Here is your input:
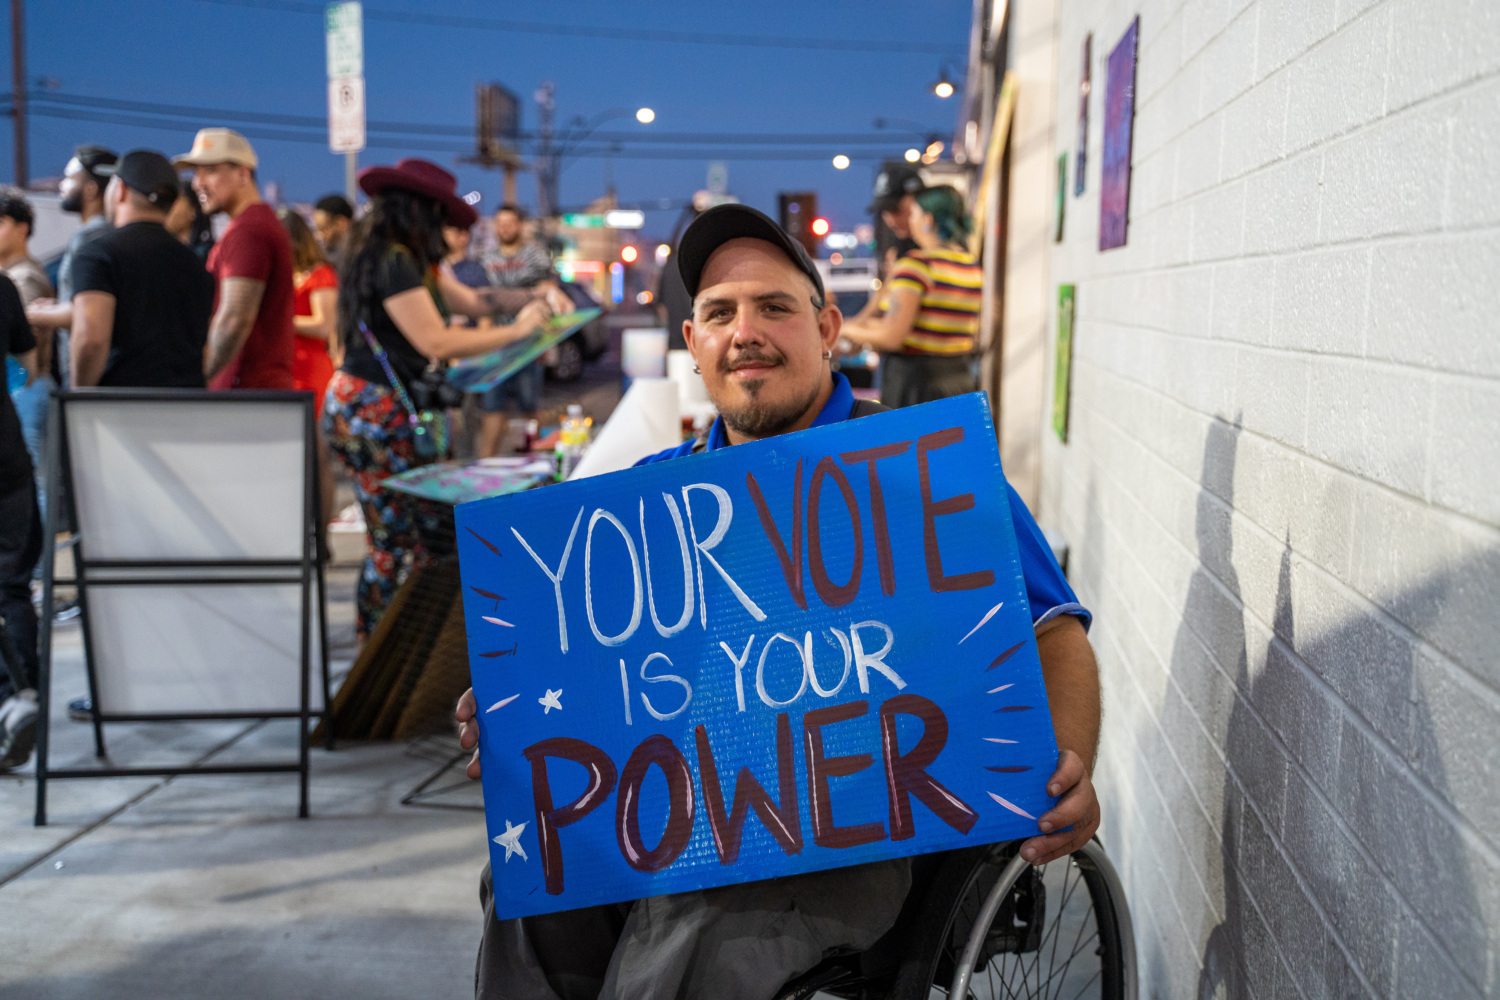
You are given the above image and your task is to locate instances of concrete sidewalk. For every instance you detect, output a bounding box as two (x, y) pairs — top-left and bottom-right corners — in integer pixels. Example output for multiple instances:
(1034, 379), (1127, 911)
(0, 561), (491, 999)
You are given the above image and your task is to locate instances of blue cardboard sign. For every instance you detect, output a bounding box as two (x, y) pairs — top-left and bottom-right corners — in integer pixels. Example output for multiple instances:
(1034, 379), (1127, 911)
(456, 393), (1059, 919)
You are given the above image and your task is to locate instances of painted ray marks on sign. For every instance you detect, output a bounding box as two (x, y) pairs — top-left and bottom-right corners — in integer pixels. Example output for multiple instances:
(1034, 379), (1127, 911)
(458, 393), (1060, 920)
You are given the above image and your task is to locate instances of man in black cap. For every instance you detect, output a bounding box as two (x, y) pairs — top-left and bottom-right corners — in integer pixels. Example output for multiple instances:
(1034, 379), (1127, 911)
(869, 161), (926, 257)
(25, 146), (117, 389)
(68, 150), (215, 388)
(457, 204), (1102, 1000)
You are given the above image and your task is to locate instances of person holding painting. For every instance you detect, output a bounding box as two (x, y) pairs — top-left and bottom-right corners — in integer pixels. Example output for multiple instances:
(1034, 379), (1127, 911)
(324, 158), (561, 639)
(454, 204), (1100, 1000)
(841, 184), (983, 408)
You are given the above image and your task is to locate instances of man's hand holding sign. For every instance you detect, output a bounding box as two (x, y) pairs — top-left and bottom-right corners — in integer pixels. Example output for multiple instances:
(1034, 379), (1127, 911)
(456, 204), (1099, 1000)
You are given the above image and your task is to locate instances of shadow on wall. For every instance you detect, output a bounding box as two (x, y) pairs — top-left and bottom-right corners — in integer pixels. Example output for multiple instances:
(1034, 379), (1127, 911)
(1137, 418), (1492, 999)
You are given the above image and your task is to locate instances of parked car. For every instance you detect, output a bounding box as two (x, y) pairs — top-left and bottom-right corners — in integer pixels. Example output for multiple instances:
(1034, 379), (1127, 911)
(544, 280), (610, 382)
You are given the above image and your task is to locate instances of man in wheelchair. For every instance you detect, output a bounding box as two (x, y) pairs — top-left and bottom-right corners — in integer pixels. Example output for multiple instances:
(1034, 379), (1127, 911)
(455, 204), (1101, 1000)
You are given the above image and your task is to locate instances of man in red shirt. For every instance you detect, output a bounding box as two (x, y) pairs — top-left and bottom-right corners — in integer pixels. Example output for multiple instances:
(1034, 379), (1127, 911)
(175, 128), (295, 389)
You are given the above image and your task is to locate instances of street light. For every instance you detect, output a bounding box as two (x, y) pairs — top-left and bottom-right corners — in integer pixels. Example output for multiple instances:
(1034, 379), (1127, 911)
(904, 148), (921, 163)
(832, 154), (850, 170)
(537, 104), (658, 214)
(930, 61), (960, 98)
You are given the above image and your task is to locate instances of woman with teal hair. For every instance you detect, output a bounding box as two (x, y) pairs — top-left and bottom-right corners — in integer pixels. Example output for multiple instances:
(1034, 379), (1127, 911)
(843, 184), (984, 407)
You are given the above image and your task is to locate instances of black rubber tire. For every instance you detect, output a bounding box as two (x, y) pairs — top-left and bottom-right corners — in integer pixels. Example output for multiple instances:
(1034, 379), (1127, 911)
(891, 841), (1128, 999)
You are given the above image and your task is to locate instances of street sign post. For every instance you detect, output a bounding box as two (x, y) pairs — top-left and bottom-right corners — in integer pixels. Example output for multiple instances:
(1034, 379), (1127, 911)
(325, 1), (364, 201)
(328, 76), (366, 154)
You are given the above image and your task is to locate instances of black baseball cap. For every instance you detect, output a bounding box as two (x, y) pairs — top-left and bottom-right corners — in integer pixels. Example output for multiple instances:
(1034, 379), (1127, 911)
(99, 149), (182, 209)
(70, 145), (118, 182)
(868, 162), (925, 213)
(676, 203), (825, 303)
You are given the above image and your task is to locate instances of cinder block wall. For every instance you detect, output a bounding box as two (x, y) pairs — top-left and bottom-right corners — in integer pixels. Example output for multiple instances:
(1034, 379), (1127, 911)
(1029, 0), (1500, 995)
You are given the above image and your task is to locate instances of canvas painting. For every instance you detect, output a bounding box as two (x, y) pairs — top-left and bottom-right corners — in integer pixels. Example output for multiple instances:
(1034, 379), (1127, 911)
(1055, 153), (1067, 242)
(1053, 285), (1076, 442)
(1074, 34), (1091, 197)
(1099, 18), (1139, 251)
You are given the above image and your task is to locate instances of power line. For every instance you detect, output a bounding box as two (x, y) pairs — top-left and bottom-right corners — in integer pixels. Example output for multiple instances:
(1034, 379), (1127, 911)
(25, 92), (942, 147)
(25, 105), (898, 161)
(190, 0), (967, 55)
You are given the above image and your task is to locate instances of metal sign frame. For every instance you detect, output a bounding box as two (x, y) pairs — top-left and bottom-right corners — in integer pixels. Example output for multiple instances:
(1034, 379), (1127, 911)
(32, 390), (333, 826)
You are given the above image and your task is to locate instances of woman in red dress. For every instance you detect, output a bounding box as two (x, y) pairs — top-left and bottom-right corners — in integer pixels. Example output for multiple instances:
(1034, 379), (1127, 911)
(279, 208), (340, 409)
(279, 208), (340, 532)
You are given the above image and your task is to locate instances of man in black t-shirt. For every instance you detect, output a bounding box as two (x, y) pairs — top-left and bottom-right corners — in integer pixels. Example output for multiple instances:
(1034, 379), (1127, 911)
(69, 150), (215, 388)
(0, 273), (42, 769)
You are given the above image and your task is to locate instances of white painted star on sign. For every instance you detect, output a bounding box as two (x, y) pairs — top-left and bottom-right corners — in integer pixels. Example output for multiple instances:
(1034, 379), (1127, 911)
(493, 820), (529, 862)
(539, 688), (563, 714)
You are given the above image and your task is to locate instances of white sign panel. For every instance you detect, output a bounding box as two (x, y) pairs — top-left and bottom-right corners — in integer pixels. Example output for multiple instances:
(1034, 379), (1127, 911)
(328, 75), (366, 153)
(325, 1), (362, 77)
(64, 395), (324, 715)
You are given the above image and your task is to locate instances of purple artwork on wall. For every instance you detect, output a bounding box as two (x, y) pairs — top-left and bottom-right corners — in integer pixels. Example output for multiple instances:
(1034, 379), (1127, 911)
(1099, 17), (1139, 251)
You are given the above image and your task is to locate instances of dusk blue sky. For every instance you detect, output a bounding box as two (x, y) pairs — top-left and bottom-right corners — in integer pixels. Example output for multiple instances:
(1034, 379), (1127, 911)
(2, 0), (971, 242)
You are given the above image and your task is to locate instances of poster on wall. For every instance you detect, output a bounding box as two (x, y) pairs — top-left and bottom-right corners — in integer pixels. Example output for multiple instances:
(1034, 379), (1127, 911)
(1074, 34), (1091, 196)
(1099, 18), (1139, 250)
(1054, 153), (1067, 242)
(457, 393), (1063, 919)
(1053, 285), (1076, 442)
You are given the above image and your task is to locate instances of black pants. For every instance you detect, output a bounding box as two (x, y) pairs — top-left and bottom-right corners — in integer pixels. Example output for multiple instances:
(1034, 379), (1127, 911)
(0, 469), (42, 698)
(879, 353), (978, 409)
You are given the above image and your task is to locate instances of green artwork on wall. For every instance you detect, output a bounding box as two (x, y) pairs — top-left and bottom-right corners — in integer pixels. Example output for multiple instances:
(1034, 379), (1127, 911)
(1055, 153), (1067, 242)
(1053, 284), (1076, 442)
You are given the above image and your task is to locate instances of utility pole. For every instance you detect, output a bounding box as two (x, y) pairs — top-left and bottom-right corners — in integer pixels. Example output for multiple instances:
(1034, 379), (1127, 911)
(460, 83), (524, 207)
(534, 81), (556, 217)
(10, 0), (26, 187)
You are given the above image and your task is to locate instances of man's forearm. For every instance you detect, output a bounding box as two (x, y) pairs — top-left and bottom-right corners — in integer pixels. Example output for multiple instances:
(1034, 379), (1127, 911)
(1035, 616), (1101, 771)
(204, 311), (255, 379)
(26, 301), (73, 329)
(71, 334), (108, 387)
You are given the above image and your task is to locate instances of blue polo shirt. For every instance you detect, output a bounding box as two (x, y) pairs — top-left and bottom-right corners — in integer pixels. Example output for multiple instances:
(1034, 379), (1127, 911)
(635, 373), (1090, 630)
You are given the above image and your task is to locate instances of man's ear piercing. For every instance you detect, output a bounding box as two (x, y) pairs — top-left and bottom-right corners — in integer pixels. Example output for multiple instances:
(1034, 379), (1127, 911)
(822, 349), (833, 361)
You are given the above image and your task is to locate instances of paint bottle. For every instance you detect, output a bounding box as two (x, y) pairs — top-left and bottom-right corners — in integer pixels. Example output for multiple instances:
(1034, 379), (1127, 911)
(556, 404), (589, 480)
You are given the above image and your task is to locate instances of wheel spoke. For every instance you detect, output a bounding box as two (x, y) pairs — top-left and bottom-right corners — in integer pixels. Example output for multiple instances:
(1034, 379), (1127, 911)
(1049, 868), (1095, 999)
(1065, 968), (1102, 1000)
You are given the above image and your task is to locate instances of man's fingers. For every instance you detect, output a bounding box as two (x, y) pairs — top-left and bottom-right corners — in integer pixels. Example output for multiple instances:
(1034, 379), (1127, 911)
(459, 719), (479, 750)
(1045, 749), (1086, 797)
(456, 688), (476, 722)
(1020, 820), (1095, 865)
(466, 748), (482, 781)
(1037, 778), (1093, 833)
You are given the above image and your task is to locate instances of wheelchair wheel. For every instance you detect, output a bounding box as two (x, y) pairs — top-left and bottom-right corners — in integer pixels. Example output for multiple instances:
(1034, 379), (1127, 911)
(894, 839), (1135, 999)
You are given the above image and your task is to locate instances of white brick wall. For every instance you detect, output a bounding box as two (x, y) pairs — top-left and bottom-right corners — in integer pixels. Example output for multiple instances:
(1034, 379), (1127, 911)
(1019, 0), (1500, 994)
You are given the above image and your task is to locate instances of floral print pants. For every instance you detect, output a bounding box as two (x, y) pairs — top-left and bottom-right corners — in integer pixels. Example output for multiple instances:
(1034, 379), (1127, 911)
(323, 370), (445, 639)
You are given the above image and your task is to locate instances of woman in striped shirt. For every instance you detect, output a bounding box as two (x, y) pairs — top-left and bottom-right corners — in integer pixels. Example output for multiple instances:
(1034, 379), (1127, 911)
(842, 184), (983, 407)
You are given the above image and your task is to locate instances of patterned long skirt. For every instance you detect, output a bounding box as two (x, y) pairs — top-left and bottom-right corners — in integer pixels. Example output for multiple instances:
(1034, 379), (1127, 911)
(322, 370), (446, 639)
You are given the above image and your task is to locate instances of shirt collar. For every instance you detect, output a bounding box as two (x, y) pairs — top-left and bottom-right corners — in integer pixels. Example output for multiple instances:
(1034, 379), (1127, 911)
(703, 371), (854, 452)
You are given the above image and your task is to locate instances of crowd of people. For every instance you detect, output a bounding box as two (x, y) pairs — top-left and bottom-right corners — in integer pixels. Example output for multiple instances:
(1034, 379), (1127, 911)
(0, 131), (571, 769)
(0, 128), (991, 777)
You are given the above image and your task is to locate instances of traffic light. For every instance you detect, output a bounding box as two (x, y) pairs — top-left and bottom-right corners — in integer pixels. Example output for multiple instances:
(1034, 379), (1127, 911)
(777, 191), (819, 255)
(620, 245), (639, 264)
(810, 217), (830, 237)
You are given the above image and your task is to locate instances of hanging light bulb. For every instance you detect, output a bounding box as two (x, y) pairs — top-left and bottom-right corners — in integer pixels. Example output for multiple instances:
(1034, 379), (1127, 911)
(931, 66), (955, 98)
